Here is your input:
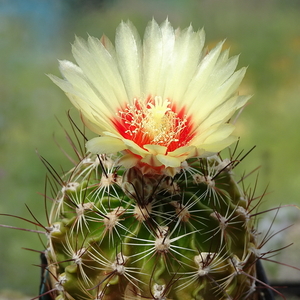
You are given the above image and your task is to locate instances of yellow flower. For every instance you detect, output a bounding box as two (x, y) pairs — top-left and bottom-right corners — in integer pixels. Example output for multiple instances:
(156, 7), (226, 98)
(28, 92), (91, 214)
(50, 19), (250, 176)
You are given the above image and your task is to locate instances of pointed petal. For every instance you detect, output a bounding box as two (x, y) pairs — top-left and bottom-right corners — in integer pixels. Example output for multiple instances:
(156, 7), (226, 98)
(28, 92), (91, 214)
(142, 19), (163, 96)
(143, 144), (167, 155)
(168, 145), (197, 157)
(72, 35), (128, 107)
(184, 41), (225, 108)
(164, 26), (205, 103)
(192, 123), (235, 146)
(52, 60), (116, 132)
(202, 124), (235, 144)
(197, 135), (238, 153)
(86, 137), (127, 154)
(141, 154), (164, 167)
(118, 153), (140, 169)
(156, 154), (182, 168)
(155, 19), (176, 96)
(197, 94), (250, 132)
(122, 139), (149, 156)
(115, 20), (142, 101)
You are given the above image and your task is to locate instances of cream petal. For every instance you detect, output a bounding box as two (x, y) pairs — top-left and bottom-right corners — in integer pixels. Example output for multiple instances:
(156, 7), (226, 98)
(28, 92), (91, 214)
(197, 135), (238, 153)
(184, 45), (245, 121)
(164, 166), (180, 177)
(220, 68), (247, 100)
(191, 123), (235, 147)
(86, 137), (127, 154)
(99, 35), (117, 58)
(53, 61), (116, 130)
(210, 50), (239, 84)
(189, 67), (247, 122)
(103, 131), (123, 138)
(118, 153), (140, 169)
(167, 145), (197, 157)
(183, 41), (224, 107)
(200, 57), (243, 104)
(54, 60), (130, 136)
(163, 26), (205, 102)
(65, 93), (117, 135)
(141, 154), (164, 167)
(143, 144), (167, 155)
(116, 20), (142, 101)
(186, 147), (206, 158)
(155, 19), (176, 96)
(202, 124), (235, 144)
(72, 36), (128, 108)
(59, 60), (111, 115)
(48, 74), (82, 109)
(81, 113), (105, 135)
(191, 68), (247, 121)
(48, 61), (84, 101)
(122, 139), (149, 156)
(197, 95), (250, 133)
(143, 19), (163, 96)
(156, 154), (182, 168)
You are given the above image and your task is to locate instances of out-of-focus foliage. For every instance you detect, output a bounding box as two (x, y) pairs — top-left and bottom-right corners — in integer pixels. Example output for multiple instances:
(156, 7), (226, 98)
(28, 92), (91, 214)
(0, 0), (299, 297)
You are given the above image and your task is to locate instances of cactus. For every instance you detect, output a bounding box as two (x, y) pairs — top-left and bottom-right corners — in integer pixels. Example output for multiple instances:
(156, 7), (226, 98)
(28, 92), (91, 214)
(40, 19), (273, 299)
(2, 17), (297, 300)
(42, 18), (262, 300)
(43, 143), (263, 300)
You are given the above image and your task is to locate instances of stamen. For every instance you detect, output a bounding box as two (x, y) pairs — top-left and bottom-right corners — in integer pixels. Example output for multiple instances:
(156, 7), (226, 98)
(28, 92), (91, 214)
(113, 96), (194, 152)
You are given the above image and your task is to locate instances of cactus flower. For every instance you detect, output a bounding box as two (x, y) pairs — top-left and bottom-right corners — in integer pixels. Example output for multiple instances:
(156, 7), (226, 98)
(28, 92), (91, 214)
(50, 19), (250, 175)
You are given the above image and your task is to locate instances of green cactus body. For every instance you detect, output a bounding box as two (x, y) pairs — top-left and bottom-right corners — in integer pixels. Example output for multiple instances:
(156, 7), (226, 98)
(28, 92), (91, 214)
(45, 152), (259, 300)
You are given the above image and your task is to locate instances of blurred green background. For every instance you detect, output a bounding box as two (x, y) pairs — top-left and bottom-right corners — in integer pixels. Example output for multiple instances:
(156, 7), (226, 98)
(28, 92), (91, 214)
(0, 0), (300, 297)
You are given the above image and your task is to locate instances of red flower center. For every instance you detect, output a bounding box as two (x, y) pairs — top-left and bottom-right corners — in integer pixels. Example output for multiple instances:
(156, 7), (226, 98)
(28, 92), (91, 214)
(111, 96), (195, 153)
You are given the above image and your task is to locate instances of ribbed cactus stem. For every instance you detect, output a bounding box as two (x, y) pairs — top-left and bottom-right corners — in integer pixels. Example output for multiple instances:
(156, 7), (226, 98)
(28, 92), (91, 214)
(42, 152), (262, 300)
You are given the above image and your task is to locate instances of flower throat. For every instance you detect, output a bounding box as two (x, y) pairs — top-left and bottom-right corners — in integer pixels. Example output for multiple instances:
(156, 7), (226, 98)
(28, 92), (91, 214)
(113, 96), (195, 152)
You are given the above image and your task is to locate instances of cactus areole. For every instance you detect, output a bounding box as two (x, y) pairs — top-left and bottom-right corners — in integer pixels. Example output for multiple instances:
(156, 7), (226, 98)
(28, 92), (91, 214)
(44, 19), (270, 300)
